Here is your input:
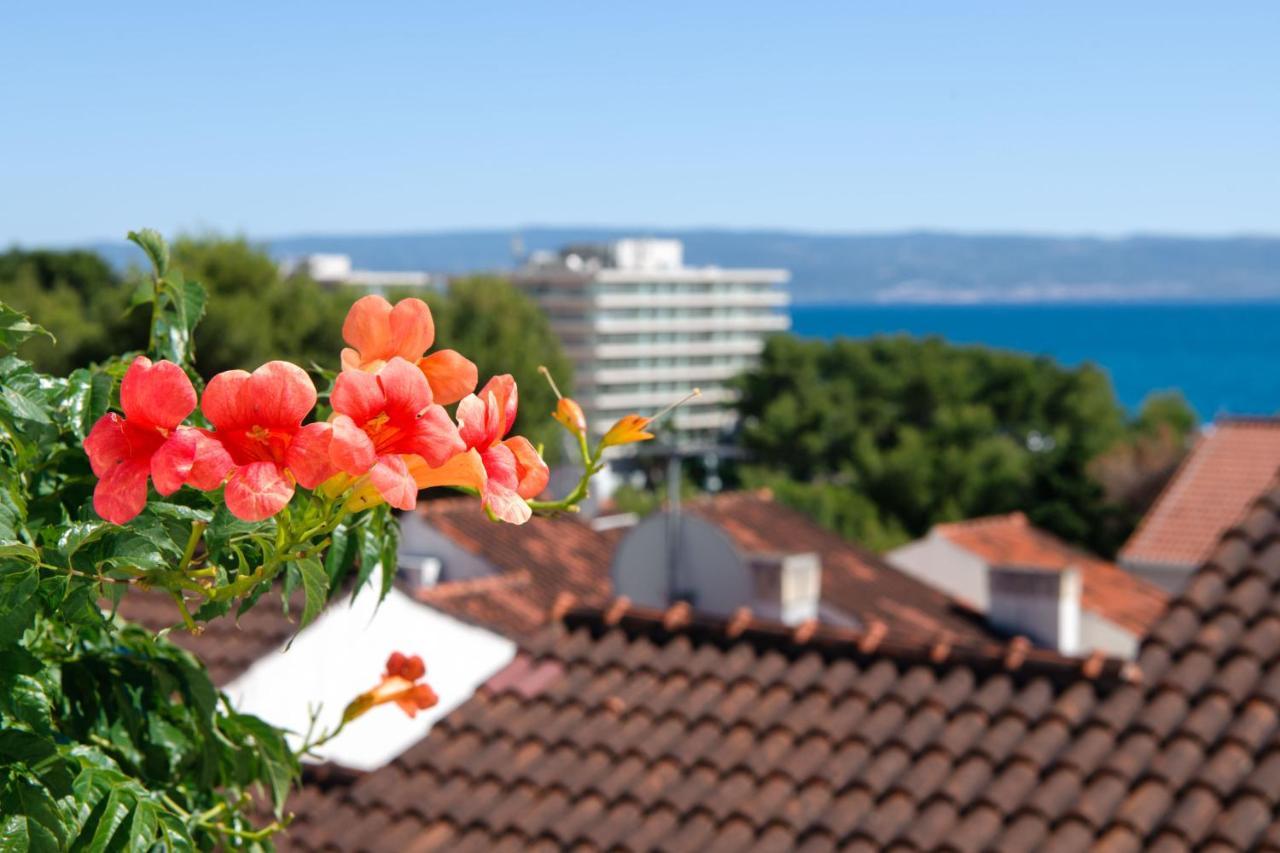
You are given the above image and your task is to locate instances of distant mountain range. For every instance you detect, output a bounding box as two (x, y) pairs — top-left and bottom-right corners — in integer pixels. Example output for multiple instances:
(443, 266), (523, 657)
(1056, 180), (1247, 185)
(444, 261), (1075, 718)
(87, 228), (1280, 304)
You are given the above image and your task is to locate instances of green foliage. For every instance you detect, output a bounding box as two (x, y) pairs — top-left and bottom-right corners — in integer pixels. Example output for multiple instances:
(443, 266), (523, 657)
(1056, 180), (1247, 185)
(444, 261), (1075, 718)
(732, 334), (1198, 555)
(0, 249), (148, 376)
(0, 232), (406, 848)
(168, 236), (352, 379)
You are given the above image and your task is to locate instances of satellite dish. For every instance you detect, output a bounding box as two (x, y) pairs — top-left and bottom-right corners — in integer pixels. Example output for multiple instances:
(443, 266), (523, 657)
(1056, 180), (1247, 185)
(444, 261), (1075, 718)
(611, 512), (748, 615)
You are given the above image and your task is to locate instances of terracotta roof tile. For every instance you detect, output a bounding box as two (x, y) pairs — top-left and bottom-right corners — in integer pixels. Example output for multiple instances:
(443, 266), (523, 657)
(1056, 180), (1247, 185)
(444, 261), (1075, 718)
(278, 601), (1137, 851)
(1121, 417), (1280, 569)
(278, 480), (1280, 852)
(936, 512), (1168, 634)
(689, 491), (996, 643)
(414, 491), (998, 644)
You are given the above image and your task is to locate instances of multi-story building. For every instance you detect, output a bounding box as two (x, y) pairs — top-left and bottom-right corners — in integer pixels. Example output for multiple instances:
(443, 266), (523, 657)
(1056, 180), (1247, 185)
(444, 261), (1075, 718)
(280, 253), (445, 292)
(513, 238), (790, 451)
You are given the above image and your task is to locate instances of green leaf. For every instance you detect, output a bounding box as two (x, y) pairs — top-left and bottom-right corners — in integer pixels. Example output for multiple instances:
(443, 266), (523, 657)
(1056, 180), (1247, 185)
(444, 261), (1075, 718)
(152, 275), (207, 365)
(227, 713), (297, 817)
(297, 557), (328, 630)
(51, 521), (112, 561)
(56, 368), (113, 441)
(0, 563), (38, 645)
(0, 729), (59, 766)
(126, 229), (169, 278)
(79, 786), (132, 852)
(126, 278), (154, 312)
(0, 301), (54, 353)
(323, 520), (356, 589)
(0, 542), (39, 563)
(145, 502), (214, 524)
(124, 800), (159, 853)
(379, 514), (399, 604)
(351, 516), (382, 601)
(1, 674), (55, 735)
(0, 776), (67, 853)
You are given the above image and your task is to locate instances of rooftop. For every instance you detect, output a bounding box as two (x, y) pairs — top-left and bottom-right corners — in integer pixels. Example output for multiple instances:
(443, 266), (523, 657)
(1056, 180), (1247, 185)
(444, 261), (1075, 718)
(413, 491), (996, 644)
(1121, 416), (1280, 570)
(280, 480), (1280, 851)
(936, 512), (1168, 635)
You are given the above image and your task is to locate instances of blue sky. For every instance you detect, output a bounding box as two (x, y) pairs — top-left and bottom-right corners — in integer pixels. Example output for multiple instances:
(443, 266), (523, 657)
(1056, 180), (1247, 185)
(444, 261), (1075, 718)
(2, 2), (1276, 244)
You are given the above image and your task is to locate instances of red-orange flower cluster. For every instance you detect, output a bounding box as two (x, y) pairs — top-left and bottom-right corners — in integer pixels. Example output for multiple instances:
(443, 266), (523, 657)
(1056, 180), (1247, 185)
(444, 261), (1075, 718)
(83, 295), (550, 525)
(344, 651), (439, 722)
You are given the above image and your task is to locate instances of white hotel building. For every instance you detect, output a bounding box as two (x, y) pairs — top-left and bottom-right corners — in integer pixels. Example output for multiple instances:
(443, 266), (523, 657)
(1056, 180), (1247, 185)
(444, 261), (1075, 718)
(513, 239), (790, 450)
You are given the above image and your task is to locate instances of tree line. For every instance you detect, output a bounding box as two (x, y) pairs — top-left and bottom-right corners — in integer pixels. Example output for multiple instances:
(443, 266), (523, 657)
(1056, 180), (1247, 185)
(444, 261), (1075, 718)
(0, 238), (571, 455)
(730, 333), (1195, 555)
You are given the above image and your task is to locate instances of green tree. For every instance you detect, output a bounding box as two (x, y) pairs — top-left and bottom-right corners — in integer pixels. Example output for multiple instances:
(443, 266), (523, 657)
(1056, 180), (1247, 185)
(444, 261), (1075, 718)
(731, 334), (1197, 555)
(0, 249), (147, 374)
(170, 236), (351, 377)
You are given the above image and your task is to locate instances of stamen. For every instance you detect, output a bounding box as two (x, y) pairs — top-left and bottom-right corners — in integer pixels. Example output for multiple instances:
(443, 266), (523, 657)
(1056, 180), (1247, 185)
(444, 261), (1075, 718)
(648, 388), (701, 425)
(538, 365), (564, 400)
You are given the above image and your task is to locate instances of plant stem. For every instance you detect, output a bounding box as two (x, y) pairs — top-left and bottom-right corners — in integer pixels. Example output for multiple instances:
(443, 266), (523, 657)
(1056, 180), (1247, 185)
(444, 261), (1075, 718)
(170, 590), (198, 633)
(178, 520), (207, 575)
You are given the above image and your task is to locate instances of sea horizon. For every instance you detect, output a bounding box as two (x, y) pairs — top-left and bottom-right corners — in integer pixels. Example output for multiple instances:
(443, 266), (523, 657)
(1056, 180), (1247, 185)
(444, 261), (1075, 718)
(789, 301), (1280, 421)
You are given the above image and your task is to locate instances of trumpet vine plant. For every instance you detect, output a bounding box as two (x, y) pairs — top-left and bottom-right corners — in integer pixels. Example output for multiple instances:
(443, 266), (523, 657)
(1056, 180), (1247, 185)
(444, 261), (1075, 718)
(0, 229), (678, 849)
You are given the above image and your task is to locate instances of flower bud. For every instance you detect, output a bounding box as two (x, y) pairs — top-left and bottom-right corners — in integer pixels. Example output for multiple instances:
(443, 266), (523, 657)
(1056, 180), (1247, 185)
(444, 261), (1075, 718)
(553, 397), (587, 438)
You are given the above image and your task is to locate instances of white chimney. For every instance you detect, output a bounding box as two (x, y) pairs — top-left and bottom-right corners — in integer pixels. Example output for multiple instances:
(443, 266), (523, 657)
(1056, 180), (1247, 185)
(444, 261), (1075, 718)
(986, 564), (1081, 653)
(748, 552), (821, 626)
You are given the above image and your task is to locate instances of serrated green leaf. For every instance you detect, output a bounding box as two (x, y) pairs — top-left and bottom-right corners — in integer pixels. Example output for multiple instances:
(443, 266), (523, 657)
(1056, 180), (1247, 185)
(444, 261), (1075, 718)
(152, 276), (207, 365)
(80, 786), (132, 853)
(124, 799), (160, 853)
(145, 502), (214, 524)
(351, 518), (381, 602)
(324, 520), (356, 589)
(0, 382), (53, 426)
(0, 301), (54, 353)
(1, 674), (55, 735)
(0, 561), (39, 641)
(52, 521), (112, 560)
(0, 776), (67, 853)
(379, 515), (399, 604)
(55, 368), (113, 441)
(297, 557), (328, 629)
(0, 729), (58, 766)
(126, 229), (169, 278)
(0, 541), (38, 563)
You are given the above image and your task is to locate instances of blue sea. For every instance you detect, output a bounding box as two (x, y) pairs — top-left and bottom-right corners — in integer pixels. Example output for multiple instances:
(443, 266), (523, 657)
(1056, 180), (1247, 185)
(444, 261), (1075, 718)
(789, 303), (1280, 420)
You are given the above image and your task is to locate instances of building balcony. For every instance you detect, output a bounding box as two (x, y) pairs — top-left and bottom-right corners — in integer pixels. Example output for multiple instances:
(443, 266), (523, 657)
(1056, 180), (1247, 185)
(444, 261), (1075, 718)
(593, 291), (789, 310)
(583, 386), (737, 412)
(594, 268), (789, 285)
(588, 364), (747, 385)
(570, 339), (767, 360)
(592, 314), (791, 335)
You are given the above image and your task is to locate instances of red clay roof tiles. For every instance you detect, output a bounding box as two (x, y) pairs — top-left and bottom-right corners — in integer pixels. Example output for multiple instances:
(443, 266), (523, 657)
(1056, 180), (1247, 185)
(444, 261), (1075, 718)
(936, 512), (1169, 634)
(277, 602), (1138, 851)
(276, 480), (1280, 852)
(1121, 417), (1280, 570)
(414, 491), (998, 644)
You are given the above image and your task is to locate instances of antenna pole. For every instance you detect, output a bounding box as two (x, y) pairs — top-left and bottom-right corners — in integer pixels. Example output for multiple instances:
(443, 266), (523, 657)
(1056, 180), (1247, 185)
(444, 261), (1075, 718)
(665, 453), (682, 602)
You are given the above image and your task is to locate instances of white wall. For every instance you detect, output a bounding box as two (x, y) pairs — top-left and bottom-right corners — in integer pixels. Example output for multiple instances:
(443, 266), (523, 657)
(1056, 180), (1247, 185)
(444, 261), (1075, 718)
(224, 586), (516, 771)
(987, 567), (1081, 655)
(1081, 610), (1140, 658)
(886, 534), (989, 609)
